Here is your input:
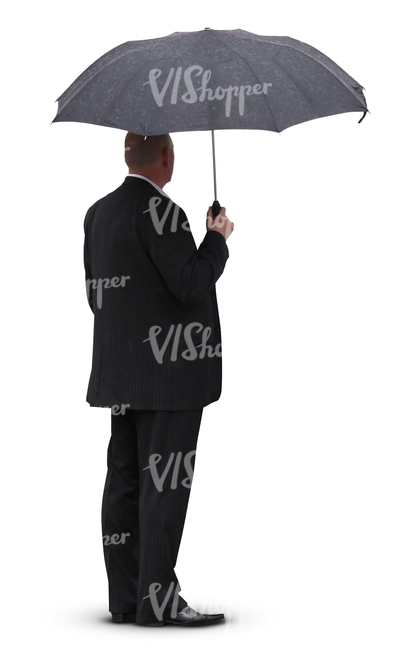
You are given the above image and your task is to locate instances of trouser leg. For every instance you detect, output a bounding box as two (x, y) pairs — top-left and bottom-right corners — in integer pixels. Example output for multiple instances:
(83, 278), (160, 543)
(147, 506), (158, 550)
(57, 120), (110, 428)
(101, 408), (203, 623)
(101, 409), (140, 613)
(134, 409), (203, 624)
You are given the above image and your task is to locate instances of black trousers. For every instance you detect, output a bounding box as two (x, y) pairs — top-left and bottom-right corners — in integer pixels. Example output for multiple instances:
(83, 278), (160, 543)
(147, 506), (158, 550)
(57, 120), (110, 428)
(101, 408), (203, 624)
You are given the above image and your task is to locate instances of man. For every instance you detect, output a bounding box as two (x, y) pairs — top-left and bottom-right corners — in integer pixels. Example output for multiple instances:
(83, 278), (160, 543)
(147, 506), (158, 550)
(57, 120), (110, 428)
(83, 132), (234, 627)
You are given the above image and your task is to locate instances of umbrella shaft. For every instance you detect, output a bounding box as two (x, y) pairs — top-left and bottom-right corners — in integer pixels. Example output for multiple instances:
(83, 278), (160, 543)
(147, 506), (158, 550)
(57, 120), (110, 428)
(211, 130), (217, 201)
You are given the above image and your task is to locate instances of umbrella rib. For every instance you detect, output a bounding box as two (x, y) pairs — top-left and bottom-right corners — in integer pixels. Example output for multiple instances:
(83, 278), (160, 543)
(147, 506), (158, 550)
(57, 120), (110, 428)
(271, 39), (366, 97)
(55, 44), (142, 108)
(208, 31), (367, 120)
(209, 31), (281, 133)
(240, 30), (366, 94)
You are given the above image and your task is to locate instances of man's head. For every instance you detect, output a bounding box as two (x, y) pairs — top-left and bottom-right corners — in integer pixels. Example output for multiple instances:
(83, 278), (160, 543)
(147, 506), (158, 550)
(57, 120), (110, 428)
(124, 132), (174, 188)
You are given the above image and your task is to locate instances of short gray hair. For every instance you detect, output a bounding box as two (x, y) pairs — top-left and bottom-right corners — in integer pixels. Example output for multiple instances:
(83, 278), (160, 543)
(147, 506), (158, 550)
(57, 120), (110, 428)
(124, 132), (172, 168)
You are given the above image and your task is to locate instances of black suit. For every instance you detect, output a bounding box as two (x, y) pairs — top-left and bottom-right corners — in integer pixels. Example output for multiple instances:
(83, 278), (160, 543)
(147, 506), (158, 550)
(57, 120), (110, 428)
(83, 176), (229, 623)
(84, 176), (229, 410)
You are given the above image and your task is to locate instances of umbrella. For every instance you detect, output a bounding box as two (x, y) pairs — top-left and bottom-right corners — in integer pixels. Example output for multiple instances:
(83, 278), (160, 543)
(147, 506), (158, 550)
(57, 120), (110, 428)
(53, 28), (368, 213)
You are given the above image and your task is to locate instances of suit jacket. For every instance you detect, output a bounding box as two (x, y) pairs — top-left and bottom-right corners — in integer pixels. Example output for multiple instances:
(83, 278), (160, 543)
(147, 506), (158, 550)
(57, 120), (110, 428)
(83, 176), (229, 410)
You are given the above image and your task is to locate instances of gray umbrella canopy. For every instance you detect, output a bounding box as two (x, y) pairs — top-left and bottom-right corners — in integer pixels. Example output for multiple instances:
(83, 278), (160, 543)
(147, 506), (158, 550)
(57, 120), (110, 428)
(53, 28), (368, 136)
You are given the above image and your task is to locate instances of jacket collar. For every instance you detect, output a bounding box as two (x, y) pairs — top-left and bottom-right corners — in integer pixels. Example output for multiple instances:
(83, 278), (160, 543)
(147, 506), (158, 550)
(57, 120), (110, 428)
(123, 175), (169, 197)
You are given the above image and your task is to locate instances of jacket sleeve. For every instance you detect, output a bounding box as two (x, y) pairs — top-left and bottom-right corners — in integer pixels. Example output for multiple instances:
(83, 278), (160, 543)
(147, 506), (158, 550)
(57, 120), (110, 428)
(83, 211), (94, 313)
(143, 195), (229, 305)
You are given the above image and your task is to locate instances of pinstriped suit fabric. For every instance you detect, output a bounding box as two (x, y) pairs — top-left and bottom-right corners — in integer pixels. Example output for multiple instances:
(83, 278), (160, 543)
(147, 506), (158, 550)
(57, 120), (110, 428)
(84, 176), (229, 410)
(102, 408), (203, 623)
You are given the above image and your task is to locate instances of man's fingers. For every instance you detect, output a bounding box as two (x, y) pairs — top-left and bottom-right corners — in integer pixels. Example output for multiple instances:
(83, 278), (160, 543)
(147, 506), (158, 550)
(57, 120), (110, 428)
(207, 206), (226, 217)
(206, 206), (233, 240)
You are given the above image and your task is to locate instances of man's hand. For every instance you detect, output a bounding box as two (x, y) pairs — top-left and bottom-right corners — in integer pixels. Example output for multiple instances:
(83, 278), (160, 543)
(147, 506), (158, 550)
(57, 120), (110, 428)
(206, 206), (234, 241)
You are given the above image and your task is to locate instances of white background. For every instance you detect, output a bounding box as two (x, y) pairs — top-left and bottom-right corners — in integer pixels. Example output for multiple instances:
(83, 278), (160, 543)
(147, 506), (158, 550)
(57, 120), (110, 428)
(2, 1), (415, 648)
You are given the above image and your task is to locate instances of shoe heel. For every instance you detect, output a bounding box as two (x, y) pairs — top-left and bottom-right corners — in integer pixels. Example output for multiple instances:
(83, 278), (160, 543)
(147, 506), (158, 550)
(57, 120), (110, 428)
(111, 613), (136, 623)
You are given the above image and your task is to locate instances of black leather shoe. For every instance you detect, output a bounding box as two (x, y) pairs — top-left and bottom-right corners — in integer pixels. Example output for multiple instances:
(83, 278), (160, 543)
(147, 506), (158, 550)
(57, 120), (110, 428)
(112, 606), (225, 626)
(162, 605), (225, 626)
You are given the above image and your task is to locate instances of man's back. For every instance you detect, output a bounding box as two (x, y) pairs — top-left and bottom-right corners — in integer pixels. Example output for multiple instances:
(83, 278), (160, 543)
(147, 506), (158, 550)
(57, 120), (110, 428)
(84, 176), (229, 410)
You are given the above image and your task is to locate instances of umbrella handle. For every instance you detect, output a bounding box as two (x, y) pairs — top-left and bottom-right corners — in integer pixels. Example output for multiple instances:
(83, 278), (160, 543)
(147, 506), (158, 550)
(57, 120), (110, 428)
(211, 132), (221, 217)
(212, 200), (221, 217)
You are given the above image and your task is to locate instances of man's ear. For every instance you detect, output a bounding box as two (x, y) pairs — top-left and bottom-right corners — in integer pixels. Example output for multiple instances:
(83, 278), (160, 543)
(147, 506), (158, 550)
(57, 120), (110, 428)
(162, 146), (170, 168)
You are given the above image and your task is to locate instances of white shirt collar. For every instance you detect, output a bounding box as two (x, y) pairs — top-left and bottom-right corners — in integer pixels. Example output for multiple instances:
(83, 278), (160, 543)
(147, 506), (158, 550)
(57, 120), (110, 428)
(127, 174), (170, 198)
